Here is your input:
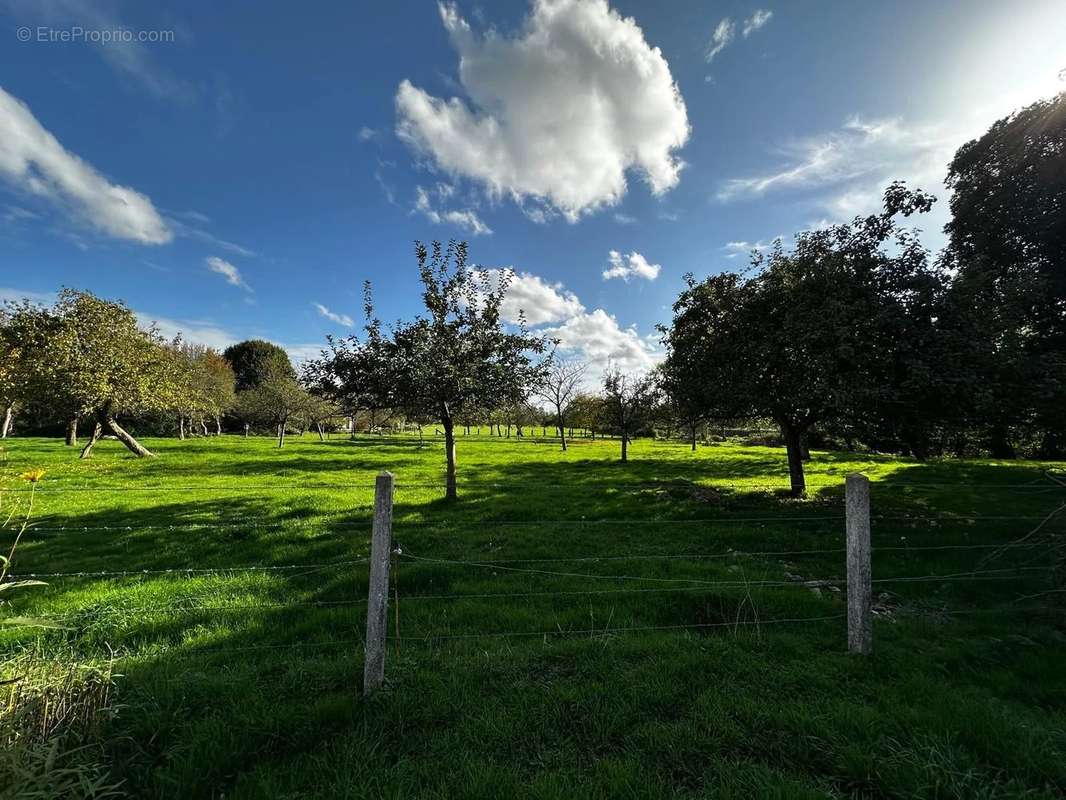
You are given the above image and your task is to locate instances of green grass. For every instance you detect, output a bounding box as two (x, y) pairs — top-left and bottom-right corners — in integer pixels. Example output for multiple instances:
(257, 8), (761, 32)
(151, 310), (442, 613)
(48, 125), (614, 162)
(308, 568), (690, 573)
(1, 432), (1064, 798)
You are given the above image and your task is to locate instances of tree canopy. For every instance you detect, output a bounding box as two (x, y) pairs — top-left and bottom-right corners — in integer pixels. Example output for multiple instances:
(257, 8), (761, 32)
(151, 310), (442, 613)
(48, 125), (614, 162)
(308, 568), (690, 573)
(942, 91), (1066, 457)
(661, 184), (943, 493)
(309, 241), (551, 499)
(223, 339), (296, 392)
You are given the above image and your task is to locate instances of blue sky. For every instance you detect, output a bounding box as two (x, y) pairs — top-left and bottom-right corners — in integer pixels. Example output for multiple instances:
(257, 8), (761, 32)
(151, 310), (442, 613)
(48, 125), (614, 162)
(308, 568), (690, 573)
(1, 0), (1063, 373)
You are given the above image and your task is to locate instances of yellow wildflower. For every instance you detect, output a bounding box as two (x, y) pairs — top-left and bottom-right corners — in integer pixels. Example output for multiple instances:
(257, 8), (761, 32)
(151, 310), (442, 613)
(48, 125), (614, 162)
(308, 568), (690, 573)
(20, 469), (46, 483)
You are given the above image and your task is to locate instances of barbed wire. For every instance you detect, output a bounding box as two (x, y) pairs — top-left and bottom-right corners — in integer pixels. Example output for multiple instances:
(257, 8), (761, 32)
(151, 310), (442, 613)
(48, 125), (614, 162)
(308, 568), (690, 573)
(7, 558), (368, 580)
(383, 614), (848, 641)
(97, 612), (847, 658)
(397, 552), (1051, 589)
(17, 512), (1059, 536)
(5, 478), (1063, 494)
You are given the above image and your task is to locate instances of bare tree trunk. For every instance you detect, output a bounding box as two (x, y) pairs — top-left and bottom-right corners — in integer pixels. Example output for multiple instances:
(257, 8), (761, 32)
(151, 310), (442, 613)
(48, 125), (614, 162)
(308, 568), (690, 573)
(244, 423), (250, 438)
(200, 418), (209, 436)
(780, 421), (806, 497)
(557, 418), (567, 451)
(215, 416), (222, 435)
(316, 421), (324, 442)
(277, 422), (286, 448)
(0, 404), (11, 438)
(443, 413), (457, 500)
(80, 420), (103, 459)
(417, 424), (424, 447)
(106, 417), (154, 457)
(621, 432), (628, 462)
(691, 423), (698, 451)
(178, 417), (185, 440)
(65, 416), (78, 446)
(988, 424), (1015, 459)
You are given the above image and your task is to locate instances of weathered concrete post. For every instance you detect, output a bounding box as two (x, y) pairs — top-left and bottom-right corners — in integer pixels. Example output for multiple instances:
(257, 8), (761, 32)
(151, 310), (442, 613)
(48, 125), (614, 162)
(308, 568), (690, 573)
(363, 471), (394, 694)
(846, 473), (872, 655)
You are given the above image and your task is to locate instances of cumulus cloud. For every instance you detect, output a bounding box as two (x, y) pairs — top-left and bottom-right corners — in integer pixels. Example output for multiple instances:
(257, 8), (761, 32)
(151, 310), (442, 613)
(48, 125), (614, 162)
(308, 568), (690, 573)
(414, 184), (492, 235)
(313, 302), (354, 327)
(205, 256), (251, 291)
(396, 0), (690, 221)
(0, 86), (172, 244)
(602, 250), (661, 282)
(544, 309), (661, 376)
(479, 269), (585, 326)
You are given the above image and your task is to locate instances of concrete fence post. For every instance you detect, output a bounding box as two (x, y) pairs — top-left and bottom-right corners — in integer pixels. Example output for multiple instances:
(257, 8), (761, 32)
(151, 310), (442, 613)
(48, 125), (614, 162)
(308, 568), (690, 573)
(363, 471), (394, 694)
(846, 473), (872, 655)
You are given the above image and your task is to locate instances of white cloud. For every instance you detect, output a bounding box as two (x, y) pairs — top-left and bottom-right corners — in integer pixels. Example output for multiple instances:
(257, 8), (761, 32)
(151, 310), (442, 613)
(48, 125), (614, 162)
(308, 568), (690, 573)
(0, 287), (57, 306)
(280, 342), (325, 365)
(205, 256), (251, 291)
(0, 86), (173, 244)
(414, 184), (492, 235)
(721, 239), (778, 259)
(718, 63), (1065, 224)
(705, 18), (734, 62)
(136, 312), (236, 351)
(358, 126), (378, 142)
(166, 215), (255, 257)
(716, 115), (962, 219)
(613, 213), (637, 225)
(544, 309), (661, 376)
(479, 268), (585, 326)
(396, 0), (690, 221)
(602, 250), (661, 282)
(706, 10), (771, 65)
(313, 302), (354, 327)
(742, 9), (773, 37)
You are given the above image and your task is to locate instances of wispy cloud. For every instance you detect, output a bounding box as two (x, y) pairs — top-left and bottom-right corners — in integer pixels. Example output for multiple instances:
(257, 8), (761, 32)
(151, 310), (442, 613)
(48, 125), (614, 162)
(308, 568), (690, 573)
(413, 184), (492, 235)
(742, 9), (773, 37)
(0, 86), (172, 244)
(705, 18), (734, 62)
(2, 0), (193, 101)
(717, 115), (957, 219)
(313, 302), (354, 327)
(205, 256), (251, 291)
(166, 215), (255, 257)
(706, 10), (772, 64)
(721, 238), (779, 259)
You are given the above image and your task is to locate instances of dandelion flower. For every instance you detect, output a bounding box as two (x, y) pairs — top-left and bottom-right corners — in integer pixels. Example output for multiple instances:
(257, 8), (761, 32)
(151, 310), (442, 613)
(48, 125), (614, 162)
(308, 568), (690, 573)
(20, 469), (46, 483)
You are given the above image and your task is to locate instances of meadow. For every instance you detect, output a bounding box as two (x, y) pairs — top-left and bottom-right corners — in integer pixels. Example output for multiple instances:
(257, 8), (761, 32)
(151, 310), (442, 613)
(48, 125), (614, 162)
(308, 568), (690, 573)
(1, 432), (1064, 799)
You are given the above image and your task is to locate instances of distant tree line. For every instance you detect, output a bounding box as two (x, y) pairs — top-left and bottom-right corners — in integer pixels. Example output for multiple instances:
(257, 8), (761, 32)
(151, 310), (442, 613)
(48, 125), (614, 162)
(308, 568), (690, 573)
(0, 93), (1061, 499)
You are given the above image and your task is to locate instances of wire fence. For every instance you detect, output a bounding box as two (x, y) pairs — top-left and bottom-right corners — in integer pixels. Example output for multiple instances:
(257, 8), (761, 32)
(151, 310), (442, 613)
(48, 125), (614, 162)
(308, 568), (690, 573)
(1, 470), (1063, 674)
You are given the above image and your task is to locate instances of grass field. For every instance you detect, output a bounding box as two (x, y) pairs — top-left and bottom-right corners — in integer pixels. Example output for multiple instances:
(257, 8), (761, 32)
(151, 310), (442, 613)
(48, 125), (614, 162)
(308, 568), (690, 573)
(1, 433), (1065, 799)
